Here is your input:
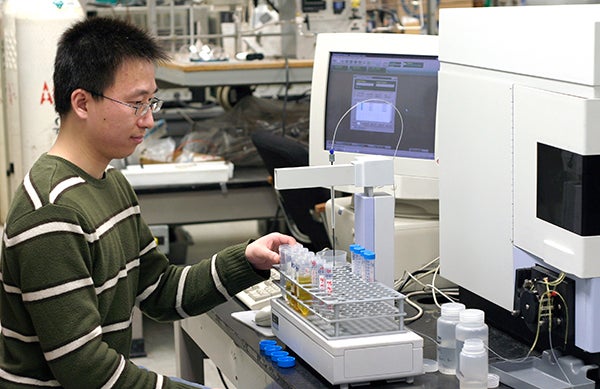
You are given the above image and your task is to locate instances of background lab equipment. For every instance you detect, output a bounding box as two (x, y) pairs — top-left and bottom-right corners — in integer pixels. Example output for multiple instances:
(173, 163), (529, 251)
(437, 4), (600, 384)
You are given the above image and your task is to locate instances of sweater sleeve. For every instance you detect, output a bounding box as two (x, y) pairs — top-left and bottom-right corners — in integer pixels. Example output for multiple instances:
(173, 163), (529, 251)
(137, 229), (270, 321)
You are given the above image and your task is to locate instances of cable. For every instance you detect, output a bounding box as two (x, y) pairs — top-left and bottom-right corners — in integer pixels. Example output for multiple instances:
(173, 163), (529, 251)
(404, 289), (459, 323)
(402, 267), (457, 308)
(404, 291), (424, 323)
(327, 98), (406, 244)
(329, 98), (405, 159)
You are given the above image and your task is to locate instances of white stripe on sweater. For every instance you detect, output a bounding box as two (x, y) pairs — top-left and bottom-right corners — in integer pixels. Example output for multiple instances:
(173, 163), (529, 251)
(1, 317), (132, 345)
(49, 177), (86, 204)
(22, 278), (94, 302)
(0, 366), (60, 387)
(95, 259), (140, 295)
(23, 172), (43, 210)
(136, 273), (164, 304)
(175, 266), (192, 318)
(44, 326), (102, 361)
(211, 254), (231, 300)
(101, 355), (126, 389)
(95, 206), (141, 237)
(3, 206), (141, 249)
(155, 374), (164, 389)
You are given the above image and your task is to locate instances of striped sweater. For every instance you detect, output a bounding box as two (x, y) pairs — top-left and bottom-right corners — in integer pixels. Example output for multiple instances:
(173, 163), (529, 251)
(0, 154), (268, 388)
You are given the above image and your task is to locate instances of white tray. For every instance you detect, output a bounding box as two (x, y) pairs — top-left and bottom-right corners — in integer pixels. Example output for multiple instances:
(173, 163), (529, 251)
(121, 161), (234, 189)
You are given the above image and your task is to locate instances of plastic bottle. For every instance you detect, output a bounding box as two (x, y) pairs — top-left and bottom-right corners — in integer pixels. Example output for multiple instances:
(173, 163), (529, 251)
(436, 302), (466, 375)
(458, 338), (488, 389)
(350, 244), (364, 278)
(362, 250), (376, 282)
(455, 309), (488, 377)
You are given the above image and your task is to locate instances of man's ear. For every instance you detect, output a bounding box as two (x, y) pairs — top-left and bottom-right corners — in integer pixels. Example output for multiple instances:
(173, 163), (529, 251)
(71, 88), (90, 119)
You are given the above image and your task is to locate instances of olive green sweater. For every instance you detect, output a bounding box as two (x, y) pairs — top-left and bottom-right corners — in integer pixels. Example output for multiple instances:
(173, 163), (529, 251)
(0, 154), (267, 388)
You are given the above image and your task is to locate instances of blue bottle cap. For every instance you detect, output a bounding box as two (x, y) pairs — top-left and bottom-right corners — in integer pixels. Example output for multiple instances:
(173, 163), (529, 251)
(259, 339), (277, 351)
(277, 355), (296, 368)
(362, 250), (376, 260)
(349, 244), (360, 253)
(264, 345), (283, 356)
(270, 350), (289, 362)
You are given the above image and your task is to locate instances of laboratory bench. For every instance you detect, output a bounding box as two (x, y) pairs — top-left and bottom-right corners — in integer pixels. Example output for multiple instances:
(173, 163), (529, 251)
(174, 295), (535, 389)
(156, 59), (314, 88)
(134, 166), (278, 226)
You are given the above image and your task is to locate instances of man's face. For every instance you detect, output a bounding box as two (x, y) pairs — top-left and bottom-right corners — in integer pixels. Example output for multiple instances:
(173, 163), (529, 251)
(85, 59), (158, 164)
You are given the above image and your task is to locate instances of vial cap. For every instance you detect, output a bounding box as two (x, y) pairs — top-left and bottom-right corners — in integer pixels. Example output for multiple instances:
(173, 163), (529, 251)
(277, 355), (296, 368)
(488, 373), (500, 388)
(264, 345), (283, 356)
(349, 244), (361, 253)
(362, 250), (376, 260)
(441, 302), (466, 318)
(259, 339), (277, 351)
(459, 308), (485, 324)
(270, 350), (289, 362)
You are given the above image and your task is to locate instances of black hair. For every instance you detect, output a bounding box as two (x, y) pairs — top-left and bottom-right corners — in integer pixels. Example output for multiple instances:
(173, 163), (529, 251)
(53, 17), (170, 116)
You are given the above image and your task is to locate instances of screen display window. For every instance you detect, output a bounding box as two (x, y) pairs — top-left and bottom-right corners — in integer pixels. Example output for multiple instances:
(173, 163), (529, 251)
(324, 52), (439, 160)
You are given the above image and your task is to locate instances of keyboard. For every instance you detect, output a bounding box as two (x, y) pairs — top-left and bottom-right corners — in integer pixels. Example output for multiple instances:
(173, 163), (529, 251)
(235, 269), (282, 310)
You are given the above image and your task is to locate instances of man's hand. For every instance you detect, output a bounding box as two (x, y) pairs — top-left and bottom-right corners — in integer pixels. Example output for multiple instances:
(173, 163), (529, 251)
(245, 233), (296, 270)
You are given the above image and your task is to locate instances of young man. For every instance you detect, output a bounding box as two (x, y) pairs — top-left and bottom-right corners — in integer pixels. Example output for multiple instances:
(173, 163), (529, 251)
(0, 17), (294, 388)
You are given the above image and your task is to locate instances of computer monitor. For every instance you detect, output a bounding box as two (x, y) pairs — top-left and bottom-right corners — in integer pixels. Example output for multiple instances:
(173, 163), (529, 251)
(308, 33), (440, 200)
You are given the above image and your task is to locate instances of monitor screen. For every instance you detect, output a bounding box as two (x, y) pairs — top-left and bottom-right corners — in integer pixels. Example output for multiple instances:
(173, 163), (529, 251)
(308, 33), (440, 200)
(324, 52), (439, 161)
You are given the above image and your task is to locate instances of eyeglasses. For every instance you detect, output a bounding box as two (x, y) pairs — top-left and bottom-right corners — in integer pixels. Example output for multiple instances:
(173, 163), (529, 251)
(89, 91), (163, 116)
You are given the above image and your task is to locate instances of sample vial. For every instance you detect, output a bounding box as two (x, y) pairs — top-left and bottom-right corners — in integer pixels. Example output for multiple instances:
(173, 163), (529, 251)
(323, 252), (334, 294)
(455, 309), (488, 376)
(436, 302), (466, 375)
(350, 244), (364, 279)
(296, 255), (312, 316)
(309, 251), (319, 286)
(458, 338), (488, 389)
(362, 250), (376, 282)
(278, 244), (291, 289)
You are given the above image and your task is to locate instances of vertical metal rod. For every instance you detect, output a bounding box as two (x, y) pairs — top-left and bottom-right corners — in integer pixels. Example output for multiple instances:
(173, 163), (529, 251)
(330, 186), (335, 253)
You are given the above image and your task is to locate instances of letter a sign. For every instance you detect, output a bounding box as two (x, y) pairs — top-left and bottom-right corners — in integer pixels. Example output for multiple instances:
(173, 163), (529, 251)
(40, 81), (54, 105)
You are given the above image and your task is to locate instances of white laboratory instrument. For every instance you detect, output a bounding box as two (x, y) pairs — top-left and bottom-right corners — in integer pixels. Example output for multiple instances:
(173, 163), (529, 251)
(2, 0), (83, 198)
(273, 156), (423, 386)
(436, 4), (600, 383)
(271, 266), (423, 387)
(275, 156), (395, 288)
